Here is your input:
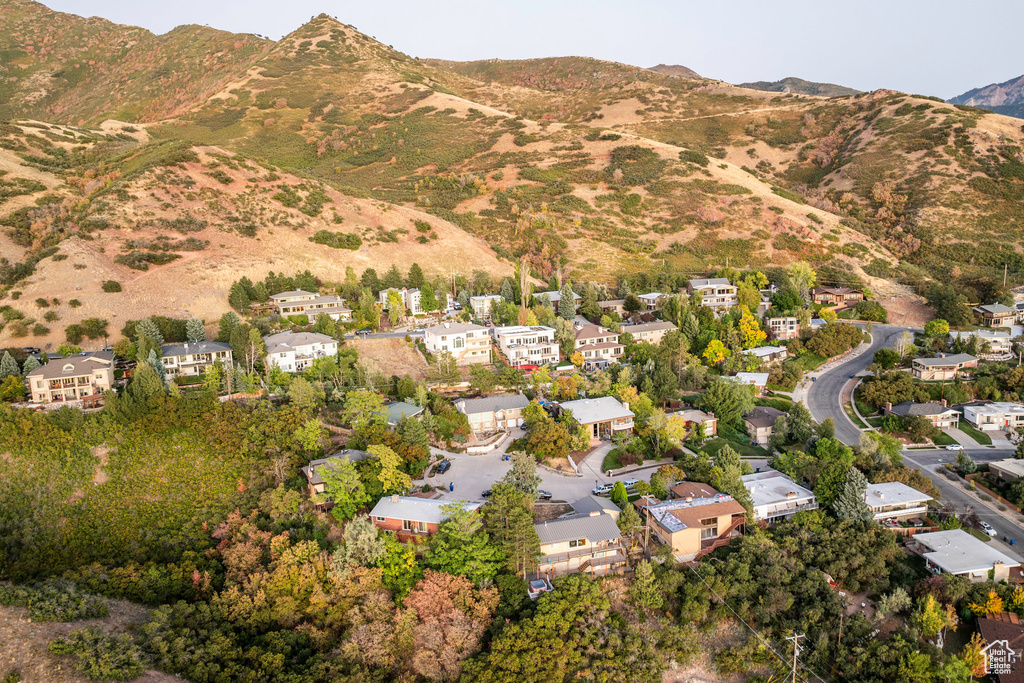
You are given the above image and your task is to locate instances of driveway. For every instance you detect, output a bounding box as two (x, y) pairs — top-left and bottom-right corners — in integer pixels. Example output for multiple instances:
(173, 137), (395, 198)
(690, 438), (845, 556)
(943, 427), (980, 448)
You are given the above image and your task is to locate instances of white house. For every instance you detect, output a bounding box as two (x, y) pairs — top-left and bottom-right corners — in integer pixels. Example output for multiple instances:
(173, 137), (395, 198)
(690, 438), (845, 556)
(423, 322), (490, 365)
(963, 402), (1024, 432)
(379, 288), (423, 316)
(949, 329), (1013, 361)
(686, 278), (738, 313)
(491, 325), (560, 367)
(559, 396), (634, 444)
(748, 346), (788, 364)
(741, 469), (817, 523)
(864, 482), (932, 522)
(455, 393), (530, 433)
(160, 341), (233, 377)
(270, 290), (352, 321)
(263, 331), (338, 372)
(637, 292), (665, 311)
(469, 295), (504, 319)
(911, 530), (1019, 582)
(733, 372), (769, 396)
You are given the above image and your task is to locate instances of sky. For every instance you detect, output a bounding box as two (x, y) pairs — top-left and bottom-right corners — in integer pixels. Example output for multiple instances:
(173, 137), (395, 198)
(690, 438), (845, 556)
(43, 0), (1024, 99)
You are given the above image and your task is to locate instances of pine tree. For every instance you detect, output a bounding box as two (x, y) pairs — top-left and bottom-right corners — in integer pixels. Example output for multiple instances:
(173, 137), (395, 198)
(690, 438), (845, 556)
(217, 312), (240, 343)
(407, 263), (425, 289)
(383, 264), (403, 289)
(502, 451), (542, 498)
(185, 318), (206, 343)
(628, 560), (664, 611)
(22, 355), (39, 374)
(400, 417), (430, 450)
(832, 466), (872, 522)
(0, 351), (20, 378)
(681, 312), (699, 341)
(558, 282), (575, 320)
(135, 319), (164, 359)
(228, 281), (251, 312)
(147, 349), (167, 385)
(500, 278), (515, 303)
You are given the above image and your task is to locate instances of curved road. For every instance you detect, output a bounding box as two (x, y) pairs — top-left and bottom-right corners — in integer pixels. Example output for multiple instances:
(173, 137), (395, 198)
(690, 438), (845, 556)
(807, 324), (909, 445)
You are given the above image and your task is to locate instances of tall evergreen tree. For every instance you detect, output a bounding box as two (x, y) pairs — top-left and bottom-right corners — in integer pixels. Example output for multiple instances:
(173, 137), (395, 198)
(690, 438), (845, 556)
(147, 348), (167, 384)
(21, 355), (40, 374)
(407, 263), (425, 289)
(217, 312), (240, 343)
(500, 278), (515, 303)
(135, 319), (164, 360)
(360, 267), (381, 294)
(382, 265), (404, 289)
(0, 351), (20, 378)
(833, 466), (872, 522)
(557, 282), (575, 320)
(185, 318), (206, 343)
(400, 417), (430, 450)
(228, 281), (251, 312)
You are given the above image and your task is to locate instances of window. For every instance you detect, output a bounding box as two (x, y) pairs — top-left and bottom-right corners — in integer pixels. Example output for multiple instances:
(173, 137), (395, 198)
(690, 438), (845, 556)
(455, 337), (464, 349)
(568, 538), (587, 548)
(699, 517), (718, 540)
(376, 516), (386, 522)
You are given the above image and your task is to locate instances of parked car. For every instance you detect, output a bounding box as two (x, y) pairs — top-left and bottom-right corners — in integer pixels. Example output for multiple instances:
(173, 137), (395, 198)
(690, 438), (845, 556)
(356, 328), (372, 337)
(944, 445), (962, 451)
(436, 460), (452, 474)
(980, 521), (997, 537)
(537, 490), (552, 500)
(481, 489), (492, 498)
(592, 483), (613, 496)
(453, 303), (463, 310)
(622, 479), (640, 491)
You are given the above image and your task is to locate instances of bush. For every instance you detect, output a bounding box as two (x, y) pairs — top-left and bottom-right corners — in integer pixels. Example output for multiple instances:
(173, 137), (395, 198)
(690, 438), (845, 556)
(853, 300), (888, 323)
(309, 230), (362, 250)
(0, 579), (108, 621)
(678, 149), (710, 167)
(48, 627), (144, 681)
(101, 281), (122, 293)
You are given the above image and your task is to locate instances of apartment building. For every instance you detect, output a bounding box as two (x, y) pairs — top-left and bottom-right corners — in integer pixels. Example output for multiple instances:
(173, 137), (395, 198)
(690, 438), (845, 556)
(573, 324), (624, 370)
(423, 322), (490, 365)
(160, 341), (233, 378)
(270, 289), (352, 321)
(686, 278), (738, 313)
(491, 325), (560, 367)
(263, 331), (338, 372)
(912, 353), (978, 381)
(26, 351), (115, 404)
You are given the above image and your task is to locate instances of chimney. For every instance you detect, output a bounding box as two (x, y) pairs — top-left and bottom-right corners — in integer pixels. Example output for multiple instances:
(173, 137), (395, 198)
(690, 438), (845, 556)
(391, 494), (399, 503)
(884, 401), (892, 413)
(623, 402), (629, 411)
(939, 352), (946, 358)
(685, 496), (693, 503)
(786, 491), (797, 499)
(941, 399), (947, 407)
(444, 322), (450, 329)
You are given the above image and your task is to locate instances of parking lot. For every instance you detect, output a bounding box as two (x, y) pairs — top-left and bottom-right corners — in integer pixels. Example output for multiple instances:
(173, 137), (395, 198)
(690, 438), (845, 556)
(420, 427), (659, 504)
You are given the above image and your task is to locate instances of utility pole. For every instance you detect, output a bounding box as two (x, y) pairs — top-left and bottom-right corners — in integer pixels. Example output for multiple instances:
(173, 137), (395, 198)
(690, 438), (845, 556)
(786, 633), (804, 683)
(1005, 263), (1008, 288)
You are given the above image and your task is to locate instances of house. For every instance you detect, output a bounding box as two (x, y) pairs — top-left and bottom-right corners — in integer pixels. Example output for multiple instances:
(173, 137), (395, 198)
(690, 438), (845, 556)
(910, 529), (1019, 582)
(809, 318), (827, 331)
(455, 393), (530, 433)
(987, 459), (1024, 483)
(379, 287), (423, 316)
(977, 613), (1024, 683)
(865, 482), (932, 522)
(734, 372), (770, 396)
(884, 400), (961, 428)
(423, 322), (491, 365)
(534, 505), (626, 577)
(748, 346), (788, 364)
(811, 287), (864, 308)
(370, 495), (482, 542)
(597, 299), (626, 316)
(686, 278), (738, 313)
(912, 353), (978, 381)
(766, 317), (800, 340)
(569, 494), (622, 521)
(270, 290), (352, 321)
(263, 331), (338, 372)
(26, 351), (115, 405)
(573, 324), (624, 370)
(621, 320), (677, 345)
(964, 403), (1024, 432)
(949, 329), (1014, 361)
(301, 449), (371, 503)
(559, 396), (635, 445)
(671, 408), (718, 438)
(639, 488), (746, 561)
(637, 292), (665, 311)
(469, 294), (504, 319)
(536, 289), (580, 311)
(491, 325), (560, 367)
(160, 341), (232, 378)
(669, 482), (719, 500)
(743, 406), (786, 447)
(385, 401), (424, 426)
(974, 303), (1018, 328)
(741, 469), (818, 523)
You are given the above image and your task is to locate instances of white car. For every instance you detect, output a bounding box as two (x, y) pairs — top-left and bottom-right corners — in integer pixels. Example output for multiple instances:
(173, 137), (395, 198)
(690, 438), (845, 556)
(980, 521), (997, 537)
(944, 445), (962, 451)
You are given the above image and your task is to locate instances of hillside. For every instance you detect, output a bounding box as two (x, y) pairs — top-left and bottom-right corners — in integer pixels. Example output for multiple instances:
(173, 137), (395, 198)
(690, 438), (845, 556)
(737, 76), (861, 97)
(3, 2), (1024, 349)
(949, 74), (1024, 120)
(647, 64), (701, 79)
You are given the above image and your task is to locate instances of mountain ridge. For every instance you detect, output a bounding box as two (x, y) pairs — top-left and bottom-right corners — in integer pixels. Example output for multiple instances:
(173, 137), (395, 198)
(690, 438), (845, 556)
(949, 73), (1024, 120)
(737, 76), (861, 98)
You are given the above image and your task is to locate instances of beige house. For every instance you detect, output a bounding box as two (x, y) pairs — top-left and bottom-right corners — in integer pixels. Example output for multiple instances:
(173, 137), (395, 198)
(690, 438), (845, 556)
(766, 317), (800, 340)
(455, 393), (530, 433)
(884, 400), (961, 429)
(949, 329), (1013, 361)
(491, 325), (559, 367)
(534, 504), (625, 577)
(811, 287), (864, 309)
(573, 324), (624, 370)
(423, 322), (490, 365)
(743, 406), (786, 447)
(270, 290), (352, 321)
(686, 278), (738, 314)
(26, 351), (115, 404)
(470, 295), (504, 319)
(672, 408), (718, 438)
(912, 353), (978, 381)
(987, 458), (1024, 483)
(865, 482), (932, 522)
(637, 292), (665, 311)
(160, 341), (233, 378)
(379, 287), (423, 316)
(597, 299), (626, 316)
(622, 320), (677, 345)
(560, 396), (634, 444)
(639, 488), (746, 561)
(974, 303), (1018, 328)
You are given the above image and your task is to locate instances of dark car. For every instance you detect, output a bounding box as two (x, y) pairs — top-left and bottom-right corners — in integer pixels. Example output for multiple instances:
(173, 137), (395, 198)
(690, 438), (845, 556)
(436, 460), (452, 474)
(481, 489), (492, 498)
(537, 490), (552, 500)
(356, 328), (372, 336)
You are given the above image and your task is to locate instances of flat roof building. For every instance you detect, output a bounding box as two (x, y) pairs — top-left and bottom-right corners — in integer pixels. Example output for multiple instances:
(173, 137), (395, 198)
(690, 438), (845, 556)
(911, 529), (1020, 581)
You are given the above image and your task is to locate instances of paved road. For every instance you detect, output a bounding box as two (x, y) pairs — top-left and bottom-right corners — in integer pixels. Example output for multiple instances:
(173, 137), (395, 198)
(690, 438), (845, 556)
(807, 324), (910, 445)
(903, 450), (1024, 558)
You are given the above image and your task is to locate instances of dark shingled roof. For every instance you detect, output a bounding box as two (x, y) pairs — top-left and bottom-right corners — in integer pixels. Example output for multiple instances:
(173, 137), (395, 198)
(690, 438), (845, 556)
(744, 406), (786, 429)
(889, 401), (955, 417)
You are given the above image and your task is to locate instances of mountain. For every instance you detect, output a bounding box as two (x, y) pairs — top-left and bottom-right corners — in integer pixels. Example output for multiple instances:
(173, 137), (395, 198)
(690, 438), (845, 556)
(3, 1), (1024, 347)
(737, 76), (861, 97)
(949, 74), (1024, 119)
(647, 64), (701, 79)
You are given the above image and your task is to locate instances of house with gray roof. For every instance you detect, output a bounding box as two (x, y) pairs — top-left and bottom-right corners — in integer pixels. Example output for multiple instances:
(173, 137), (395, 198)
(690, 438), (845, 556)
(26, 351), (114, 405)
(455, 393), (530, 433)
(535, 289), (581, 309)
(912, 353), (978, 381)
(885, 400), (961, 428)
(534, 506), (625, 577)
(160, 341), (232, 378)
(569, 494), (622, 521)
(263, 331), (338, 373)
(385, 401), (424, 426)
(622, 320), (677, 345)
(686, 278), (738, 313)
(271, 290), (352, 321)
(910, 529), (1019, 581)
(370, 495), (481, 542)
(301, 449), (372, 504)
(743, 406), (786, 447)
(974, 303), (1018, 328)
(559, 396), (635, 444)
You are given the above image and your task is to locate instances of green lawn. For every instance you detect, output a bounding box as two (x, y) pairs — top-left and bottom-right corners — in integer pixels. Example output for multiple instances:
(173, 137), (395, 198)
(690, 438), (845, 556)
(965, 528), (993, 543)
(866, 416), (884, 428)
(603, 449), (623, 471)
(788, 353), (827, 373)
(958, 423), (993, 446)
(843, 402), (868, 429)
(932, 432), (958, 446)
(702, 436), (769, 459)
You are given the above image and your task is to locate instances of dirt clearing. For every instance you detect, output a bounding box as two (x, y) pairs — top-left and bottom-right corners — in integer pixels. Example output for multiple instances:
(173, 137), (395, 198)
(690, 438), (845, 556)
(349, 337), (427, 380)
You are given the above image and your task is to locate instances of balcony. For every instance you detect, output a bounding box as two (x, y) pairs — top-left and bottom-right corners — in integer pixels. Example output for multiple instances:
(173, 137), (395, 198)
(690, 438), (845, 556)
(695, 516), (745, 559)
(762, 500), (818, 519)
(872, 505), (928, 521)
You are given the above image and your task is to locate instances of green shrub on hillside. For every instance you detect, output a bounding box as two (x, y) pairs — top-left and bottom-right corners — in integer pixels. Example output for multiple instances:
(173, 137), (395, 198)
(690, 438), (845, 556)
(49, 627), (144, 681)
(0, 579), (108, 621)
